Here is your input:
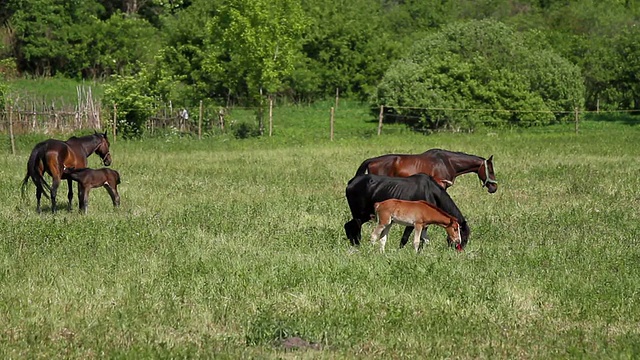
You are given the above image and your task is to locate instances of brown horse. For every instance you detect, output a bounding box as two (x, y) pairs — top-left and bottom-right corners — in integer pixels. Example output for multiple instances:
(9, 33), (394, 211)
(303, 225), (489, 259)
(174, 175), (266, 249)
(63, 167), (121, 214)
(355, 148), (498, 193)
(21, 132), (112, 213)
(372, 199), (462, 253)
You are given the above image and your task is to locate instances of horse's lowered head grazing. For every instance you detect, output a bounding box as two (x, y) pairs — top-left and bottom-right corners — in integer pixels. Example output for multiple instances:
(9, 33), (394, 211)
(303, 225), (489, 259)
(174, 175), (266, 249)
(478, 155), (497, 194)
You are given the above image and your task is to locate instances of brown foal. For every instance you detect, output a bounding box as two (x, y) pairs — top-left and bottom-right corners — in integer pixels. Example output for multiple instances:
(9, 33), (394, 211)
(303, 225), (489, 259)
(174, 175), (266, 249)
(371, 199), (461, 253)
(63, 167), (121, 214)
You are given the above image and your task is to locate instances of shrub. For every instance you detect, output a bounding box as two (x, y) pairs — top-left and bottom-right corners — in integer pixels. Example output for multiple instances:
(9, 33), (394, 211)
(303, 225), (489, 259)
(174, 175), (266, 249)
(103, 73), (154, 139)
(374, 20), (585, 131)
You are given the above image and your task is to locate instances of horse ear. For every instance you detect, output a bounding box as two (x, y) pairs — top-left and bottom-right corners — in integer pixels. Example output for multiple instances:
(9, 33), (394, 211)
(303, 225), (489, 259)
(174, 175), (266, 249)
(488, 155), (494, 161)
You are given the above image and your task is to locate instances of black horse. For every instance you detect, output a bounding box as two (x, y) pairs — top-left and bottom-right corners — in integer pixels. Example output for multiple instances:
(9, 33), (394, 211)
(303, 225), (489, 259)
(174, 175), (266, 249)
(344, 173), (470, 250)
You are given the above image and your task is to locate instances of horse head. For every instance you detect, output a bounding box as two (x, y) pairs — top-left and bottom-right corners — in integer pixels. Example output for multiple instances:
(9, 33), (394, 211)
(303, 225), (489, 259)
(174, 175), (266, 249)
(445, 218), (462, 249)
(94, 131), (112, 166)
(478, 155), (497, 194)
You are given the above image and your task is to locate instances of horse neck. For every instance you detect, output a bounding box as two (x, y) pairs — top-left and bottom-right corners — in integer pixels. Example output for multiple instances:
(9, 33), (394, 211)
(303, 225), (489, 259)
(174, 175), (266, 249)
(67, 136), (98, 158)
(451, 154), (484, 176)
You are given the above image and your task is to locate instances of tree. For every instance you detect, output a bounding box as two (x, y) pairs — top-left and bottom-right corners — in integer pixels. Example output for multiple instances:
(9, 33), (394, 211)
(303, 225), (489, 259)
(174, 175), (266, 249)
(201, 0), (306, 101)
(375, 20), (585, 131)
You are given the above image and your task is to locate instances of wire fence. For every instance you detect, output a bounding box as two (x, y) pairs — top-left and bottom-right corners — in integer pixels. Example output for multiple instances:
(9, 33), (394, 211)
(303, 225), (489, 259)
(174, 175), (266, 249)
(1, 100), (639, 148)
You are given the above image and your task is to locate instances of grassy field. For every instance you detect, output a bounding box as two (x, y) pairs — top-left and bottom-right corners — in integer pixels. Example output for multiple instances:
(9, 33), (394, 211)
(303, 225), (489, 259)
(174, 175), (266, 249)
(0, 115), (639, 358)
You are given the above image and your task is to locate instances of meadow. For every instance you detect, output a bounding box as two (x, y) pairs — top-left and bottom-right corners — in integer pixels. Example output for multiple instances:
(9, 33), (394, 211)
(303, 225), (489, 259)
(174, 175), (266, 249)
(0, 111), (639, 358)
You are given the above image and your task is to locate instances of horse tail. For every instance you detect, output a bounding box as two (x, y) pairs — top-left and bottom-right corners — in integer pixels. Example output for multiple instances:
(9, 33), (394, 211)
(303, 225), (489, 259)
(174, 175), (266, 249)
(355, 158), (372, 176)
(21, 142), (52, 199)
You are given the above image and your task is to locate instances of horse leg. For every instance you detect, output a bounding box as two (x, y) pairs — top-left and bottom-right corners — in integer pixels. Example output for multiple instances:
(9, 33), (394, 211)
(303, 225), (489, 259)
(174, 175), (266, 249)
(399, 226), (414, 248)
(78, 185), (89, 214)
(379, 224), (392, 253)
(420, 226), (429, 248)
(67, 178), (74, 211)
(35, 184), (43, 213)
(104, 184), (120, 207)
(50, 177), (61, 213)
(413, 224), (424, 253)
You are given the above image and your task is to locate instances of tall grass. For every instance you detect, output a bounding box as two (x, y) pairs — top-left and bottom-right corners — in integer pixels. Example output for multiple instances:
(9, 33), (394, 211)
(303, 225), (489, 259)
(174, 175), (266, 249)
(0, 118), (639, 358)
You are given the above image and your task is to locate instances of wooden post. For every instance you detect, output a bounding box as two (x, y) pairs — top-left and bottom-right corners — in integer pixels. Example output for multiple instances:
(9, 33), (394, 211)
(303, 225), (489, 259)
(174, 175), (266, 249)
(198, 100), (203, 140)
(574, 107), (579, 134)
(377, 105), (384, 136)
(330, 107), (335, 141)
(269, 96), (273, 137)
(8, 105), (15, 155)
(112, 103), (117, 142)
(335, 88), (339, 110)
(218, 108), (225, 131)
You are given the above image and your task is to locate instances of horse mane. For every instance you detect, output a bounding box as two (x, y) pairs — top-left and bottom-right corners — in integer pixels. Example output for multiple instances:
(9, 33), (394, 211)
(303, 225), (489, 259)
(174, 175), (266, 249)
(425, 148), (485, 161)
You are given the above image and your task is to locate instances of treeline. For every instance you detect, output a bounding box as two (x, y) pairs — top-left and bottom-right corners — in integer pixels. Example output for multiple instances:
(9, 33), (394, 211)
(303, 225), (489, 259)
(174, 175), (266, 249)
(0, 0), (639, 135)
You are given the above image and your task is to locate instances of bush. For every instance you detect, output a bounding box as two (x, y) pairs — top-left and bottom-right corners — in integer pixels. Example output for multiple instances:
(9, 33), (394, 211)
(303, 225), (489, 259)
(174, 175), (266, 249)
(103, 73), (154, 139)
(232, 122), (261, 139)
(374, 20), (585, 131)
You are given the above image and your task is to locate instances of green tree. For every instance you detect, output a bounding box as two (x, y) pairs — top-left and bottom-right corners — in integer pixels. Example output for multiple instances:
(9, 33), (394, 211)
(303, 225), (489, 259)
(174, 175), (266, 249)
(202, 0), (306, 100)
(375, 20), (585, 131)
(103, 70), (155, 138)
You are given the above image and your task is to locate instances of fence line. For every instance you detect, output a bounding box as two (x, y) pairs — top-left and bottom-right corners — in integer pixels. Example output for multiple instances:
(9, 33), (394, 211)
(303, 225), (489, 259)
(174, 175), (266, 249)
(1, 103), (638, 142)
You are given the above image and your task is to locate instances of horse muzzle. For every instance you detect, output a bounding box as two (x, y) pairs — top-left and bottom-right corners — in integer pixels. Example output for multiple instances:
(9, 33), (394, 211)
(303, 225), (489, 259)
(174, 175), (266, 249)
(102, 153), (112, 166)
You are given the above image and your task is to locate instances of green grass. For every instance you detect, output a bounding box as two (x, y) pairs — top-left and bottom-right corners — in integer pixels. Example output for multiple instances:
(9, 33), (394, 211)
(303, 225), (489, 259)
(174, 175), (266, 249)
(6, 77), (104, 103)
(0, 117), (639, 358)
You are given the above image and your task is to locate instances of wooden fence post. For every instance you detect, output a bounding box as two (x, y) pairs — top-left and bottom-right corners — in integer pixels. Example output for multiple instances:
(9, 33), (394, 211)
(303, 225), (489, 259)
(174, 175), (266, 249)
(269, 96), (273, 137)
(330, 107), (335, 141)
(112, 103), (117, 142)
(335, 88), (339, 110)
(574, 107), (579, 134)
(9, 105), (15, 155)
(377, 105), (384, 136)
(198, 100), (203, 140)
(218, 108), (225, 131)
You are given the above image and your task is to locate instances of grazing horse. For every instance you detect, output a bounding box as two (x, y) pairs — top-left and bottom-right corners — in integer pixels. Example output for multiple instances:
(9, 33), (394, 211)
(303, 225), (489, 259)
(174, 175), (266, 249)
(372, 199), (462, 253)
(21, 132), (112, 213)
(344, 173), (470, 249)
(355, 148), (498, 193)
(63, 167), (121, 214)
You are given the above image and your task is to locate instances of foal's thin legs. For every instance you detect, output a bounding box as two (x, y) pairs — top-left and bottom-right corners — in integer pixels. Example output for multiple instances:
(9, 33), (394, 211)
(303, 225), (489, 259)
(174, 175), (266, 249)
(67, 178), (74, 211)
(104, 185), (120, 207)
(413, 224), (424, 253)
(379, 225), (392, 252)
(78, 185), (89, 214)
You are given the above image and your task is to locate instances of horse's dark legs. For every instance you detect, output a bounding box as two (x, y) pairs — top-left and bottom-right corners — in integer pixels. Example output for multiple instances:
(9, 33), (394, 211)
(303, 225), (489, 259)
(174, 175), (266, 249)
(78, 185), (89, 214)
(103, 184), (120, 207)
(50, 178), (60, 213)
(35, 184), (43, 213)
(67, 178), (74, 211)
(399, 226), (429, 249)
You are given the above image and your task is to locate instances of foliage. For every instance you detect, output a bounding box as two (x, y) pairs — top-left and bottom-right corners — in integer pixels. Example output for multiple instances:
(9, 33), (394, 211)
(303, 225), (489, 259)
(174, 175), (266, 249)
(103, 72), (155, 138)
(375, 20), (585, 131)
(232, 121), (261, 139)
(1, 0), (640, 118)
(202, 0), (307, 101)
